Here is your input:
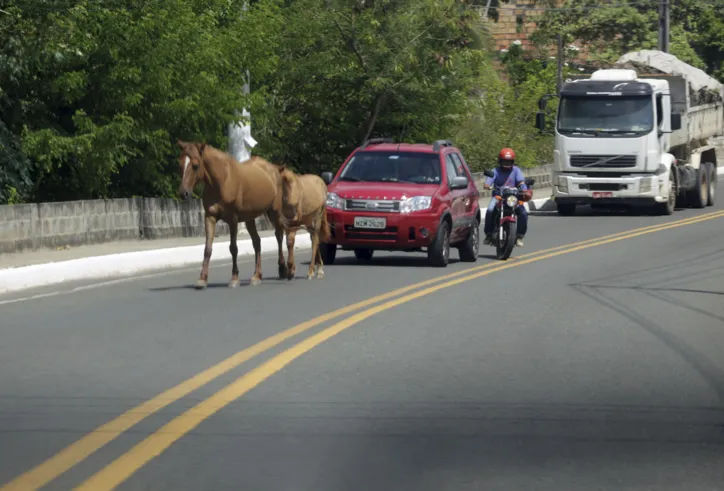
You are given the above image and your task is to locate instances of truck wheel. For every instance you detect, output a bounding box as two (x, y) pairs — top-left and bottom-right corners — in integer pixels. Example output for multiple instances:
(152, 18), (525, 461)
(458, 222), (480, 263)
(556, 203), (576, 216)
(319, 243), (337, 265)
(706, 162), (716, 206)
(656, 170), (676, 215)
(427, 220), (451, 267)
(687, 164), (709, 209)
(353, 248), (374, 262)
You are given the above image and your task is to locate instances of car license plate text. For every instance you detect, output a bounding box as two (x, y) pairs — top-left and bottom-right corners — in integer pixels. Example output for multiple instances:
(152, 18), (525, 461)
(354, 217), (386, 229)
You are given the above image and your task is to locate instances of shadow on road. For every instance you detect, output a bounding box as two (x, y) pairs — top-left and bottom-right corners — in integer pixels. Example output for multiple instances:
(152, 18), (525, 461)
(300, 257), (462, 268)
(148, 276), (309, 291)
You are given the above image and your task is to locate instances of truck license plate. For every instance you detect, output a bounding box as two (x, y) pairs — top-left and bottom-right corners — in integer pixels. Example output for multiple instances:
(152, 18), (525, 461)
(354, 217), (386, 229)
(592, 191), (613, 199)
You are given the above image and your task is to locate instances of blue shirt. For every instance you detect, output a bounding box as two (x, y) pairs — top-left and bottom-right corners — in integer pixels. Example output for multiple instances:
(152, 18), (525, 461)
(485, 166), (528, 191)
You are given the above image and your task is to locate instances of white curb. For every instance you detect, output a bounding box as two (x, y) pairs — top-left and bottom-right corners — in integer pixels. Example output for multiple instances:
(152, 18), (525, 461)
(0, 234), (312, 295)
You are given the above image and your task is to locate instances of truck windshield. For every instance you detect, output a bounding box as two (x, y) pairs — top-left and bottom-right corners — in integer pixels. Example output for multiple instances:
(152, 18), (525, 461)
(557, 95), (654, 135)
(338, 151), (442, 184)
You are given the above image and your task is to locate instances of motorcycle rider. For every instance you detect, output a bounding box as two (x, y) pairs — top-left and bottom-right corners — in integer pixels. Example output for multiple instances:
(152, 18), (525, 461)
(482, 148), (530, 247)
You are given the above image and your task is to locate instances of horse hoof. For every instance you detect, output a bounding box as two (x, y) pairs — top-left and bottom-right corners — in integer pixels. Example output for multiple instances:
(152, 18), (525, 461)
(278, 264), (288, 280)
(228, 279), (240, 288)
(194, 280), (208, 290)
(316, 270), (325, 279)
(307, 273), (314, 280)
(250, 277), (261, 286)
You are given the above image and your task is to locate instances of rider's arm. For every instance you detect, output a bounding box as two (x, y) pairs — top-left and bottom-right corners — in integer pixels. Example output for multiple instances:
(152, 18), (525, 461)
(515, 167), (528, 190)
(483, 169), (496, 189)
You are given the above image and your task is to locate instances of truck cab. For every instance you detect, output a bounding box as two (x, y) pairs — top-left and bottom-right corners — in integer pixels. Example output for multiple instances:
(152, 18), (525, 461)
(536, 55), (722, 216)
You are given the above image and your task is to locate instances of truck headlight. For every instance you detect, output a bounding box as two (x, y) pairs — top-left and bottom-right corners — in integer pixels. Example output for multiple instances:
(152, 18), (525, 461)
(640, 177), (653, 193)
(557, 175), (568, 192)
(400, 196), (432, 213)
(326, 192), (344, 210)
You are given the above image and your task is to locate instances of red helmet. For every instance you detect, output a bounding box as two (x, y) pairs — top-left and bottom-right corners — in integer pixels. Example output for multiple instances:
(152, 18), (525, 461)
(498, 148), (515, 168)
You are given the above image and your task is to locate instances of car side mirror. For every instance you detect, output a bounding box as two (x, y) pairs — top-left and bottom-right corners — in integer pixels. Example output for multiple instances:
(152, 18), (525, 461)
(450, 176), (469, 190)
(321, 171), (333, 185)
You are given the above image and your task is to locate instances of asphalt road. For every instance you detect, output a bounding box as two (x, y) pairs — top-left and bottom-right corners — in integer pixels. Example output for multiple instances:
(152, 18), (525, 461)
(2, 200), (724, 491)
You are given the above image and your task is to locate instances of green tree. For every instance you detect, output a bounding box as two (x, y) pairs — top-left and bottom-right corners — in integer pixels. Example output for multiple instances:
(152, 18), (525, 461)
(248, 0), (493, 174)
(530, 0), (724, 79)
(0, 0), (280, 202)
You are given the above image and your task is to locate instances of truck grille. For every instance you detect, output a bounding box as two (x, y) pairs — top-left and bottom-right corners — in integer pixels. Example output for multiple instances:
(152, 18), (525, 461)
(569, 155), (637, 168)
(344, 199), (400, 212)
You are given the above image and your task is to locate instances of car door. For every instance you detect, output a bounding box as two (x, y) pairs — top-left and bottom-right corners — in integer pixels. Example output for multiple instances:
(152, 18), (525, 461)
(449, 152), (479, 229)
(443, 152), (468, 242)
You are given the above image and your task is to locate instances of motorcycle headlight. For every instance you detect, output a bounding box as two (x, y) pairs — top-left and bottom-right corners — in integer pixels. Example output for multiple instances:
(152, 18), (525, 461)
(326, 192), (344, 210)
(400, 196), (432, 213)
(505, 195), (519, 207)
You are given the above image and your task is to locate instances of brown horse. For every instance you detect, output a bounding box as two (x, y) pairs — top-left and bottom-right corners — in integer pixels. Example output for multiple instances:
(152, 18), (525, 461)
(278, 165), (331, 280)
(176, 140), (288, 289)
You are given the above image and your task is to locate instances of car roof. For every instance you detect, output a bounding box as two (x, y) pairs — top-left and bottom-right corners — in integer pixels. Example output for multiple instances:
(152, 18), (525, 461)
(353, 140), (458, 155)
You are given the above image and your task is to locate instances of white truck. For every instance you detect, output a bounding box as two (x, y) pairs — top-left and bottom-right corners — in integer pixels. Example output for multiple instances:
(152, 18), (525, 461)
(535, 50), (724, 215)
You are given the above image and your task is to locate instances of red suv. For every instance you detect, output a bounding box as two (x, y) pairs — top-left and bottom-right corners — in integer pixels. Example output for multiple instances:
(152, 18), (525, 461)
(319, 138), (481, 267)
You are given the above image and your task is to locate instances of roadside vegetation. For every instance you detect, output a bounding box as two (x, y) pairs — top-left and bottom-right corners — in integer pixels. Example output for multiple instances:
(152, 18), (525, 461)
(1, 0), (722, 204)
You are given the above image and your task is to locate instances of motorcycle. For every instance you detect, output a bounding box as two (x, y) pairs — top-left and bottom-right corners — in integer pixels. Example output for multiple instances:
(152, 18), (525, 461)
(483, 169), (535, 260)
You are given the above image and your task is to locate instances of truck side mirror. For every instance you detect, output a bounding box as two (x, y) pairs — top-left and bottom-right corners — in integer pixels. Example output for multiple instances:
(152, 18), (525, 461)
(538, 98), (547, 111)
(671, 112), (681, 131)
(535, 112), (546, 131)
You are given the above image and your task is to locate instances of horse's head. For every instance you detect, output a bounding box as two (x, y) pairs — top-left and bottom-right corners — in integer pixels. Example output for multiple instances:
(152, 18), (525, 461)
(176, 139), (206, 200)
(278, 165), (300, 223)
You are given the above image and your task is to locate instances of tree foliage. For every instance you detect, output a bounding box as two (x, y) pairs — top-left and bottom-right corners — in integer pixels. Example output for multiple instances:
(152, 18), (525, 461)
(249, 0), (493, 174)
(530, 0), (724, 80)
(0, 0), (722, 204)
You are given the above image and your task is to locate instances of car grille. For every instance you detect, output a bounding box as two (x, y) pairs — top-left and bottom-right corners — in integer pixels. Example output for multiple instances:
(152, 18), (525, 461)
(344, 199), (400, 212)
(344, 225), (399, 241)
(569, 155), (638, 168)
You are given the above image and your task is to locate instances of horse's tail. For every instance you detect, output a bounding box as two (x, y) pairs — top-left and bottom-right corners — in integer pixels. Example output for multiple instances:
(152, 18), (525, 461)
(318, 205), (331, 244)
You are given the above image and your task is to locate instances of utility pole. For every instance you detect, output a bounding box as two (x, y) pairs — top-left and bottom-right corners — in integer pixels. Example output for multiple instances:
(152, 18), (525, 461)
(658, 0), (669, 53)
(228, 1), (257, 164)
(556, 33), (563, 94)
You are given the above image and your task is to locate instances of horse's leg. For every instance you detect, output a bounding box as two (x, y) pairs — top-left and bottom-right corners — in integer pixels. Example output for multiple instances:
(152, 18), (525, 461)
(271, 212), (288, 280)
(228, 219), (240, 288)
(307, 220), (319, 280)
(246, 218), (263, 286)
(314, 231), (325, 279)
(286, 228), (297, 280)
(196, 214), (217, 290)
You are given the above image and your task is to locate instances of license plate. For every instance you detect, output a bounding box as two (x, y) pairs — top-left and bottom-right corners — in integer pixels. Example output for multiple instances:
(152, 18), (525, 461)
(354, 216), (386, 229)
(592, 191), (613, 199)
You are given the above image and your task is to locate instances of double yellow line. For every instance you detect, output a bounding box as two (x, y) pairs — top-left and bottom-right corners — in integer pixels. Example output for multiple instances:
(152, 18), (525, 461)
(3, 210), (724, 491)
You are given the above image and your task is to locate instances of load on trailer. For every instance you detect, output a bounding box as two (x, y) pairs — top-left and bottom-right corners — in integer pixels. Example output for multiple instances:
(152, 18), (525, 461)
(535, 49), (723, 215)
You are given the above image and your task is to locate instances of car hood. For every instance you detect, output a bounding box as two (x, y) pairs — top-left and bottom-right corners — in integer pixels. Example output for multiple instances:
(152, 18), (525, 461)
(328, 181), (439, 200)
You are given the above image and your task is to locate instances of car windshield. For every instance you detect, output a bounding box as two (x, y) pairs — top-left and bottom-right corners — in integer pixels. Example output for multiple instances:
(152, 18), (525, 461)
(558, 95), (654, 135)
(338, 151), (442, 184)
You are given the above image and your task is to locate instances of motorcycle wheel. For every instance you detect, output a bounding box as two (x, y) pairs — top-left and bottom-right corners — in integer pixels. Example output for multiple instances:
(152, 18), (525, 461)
(495, 221), (517, 260)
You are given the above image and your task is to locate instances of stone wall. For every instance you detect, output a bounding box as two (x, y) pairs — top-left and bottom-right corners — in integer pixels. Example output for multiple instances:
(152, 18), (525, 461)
(0, 197), (273, 255)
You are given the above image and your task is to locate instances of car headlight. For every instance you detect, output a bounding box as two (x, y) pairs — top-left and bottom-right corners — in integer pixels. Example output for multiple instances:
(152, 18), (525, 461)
(400, 196), (432, 213)
(505, 195), (519, 207)
(326, 192), (344, 210)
